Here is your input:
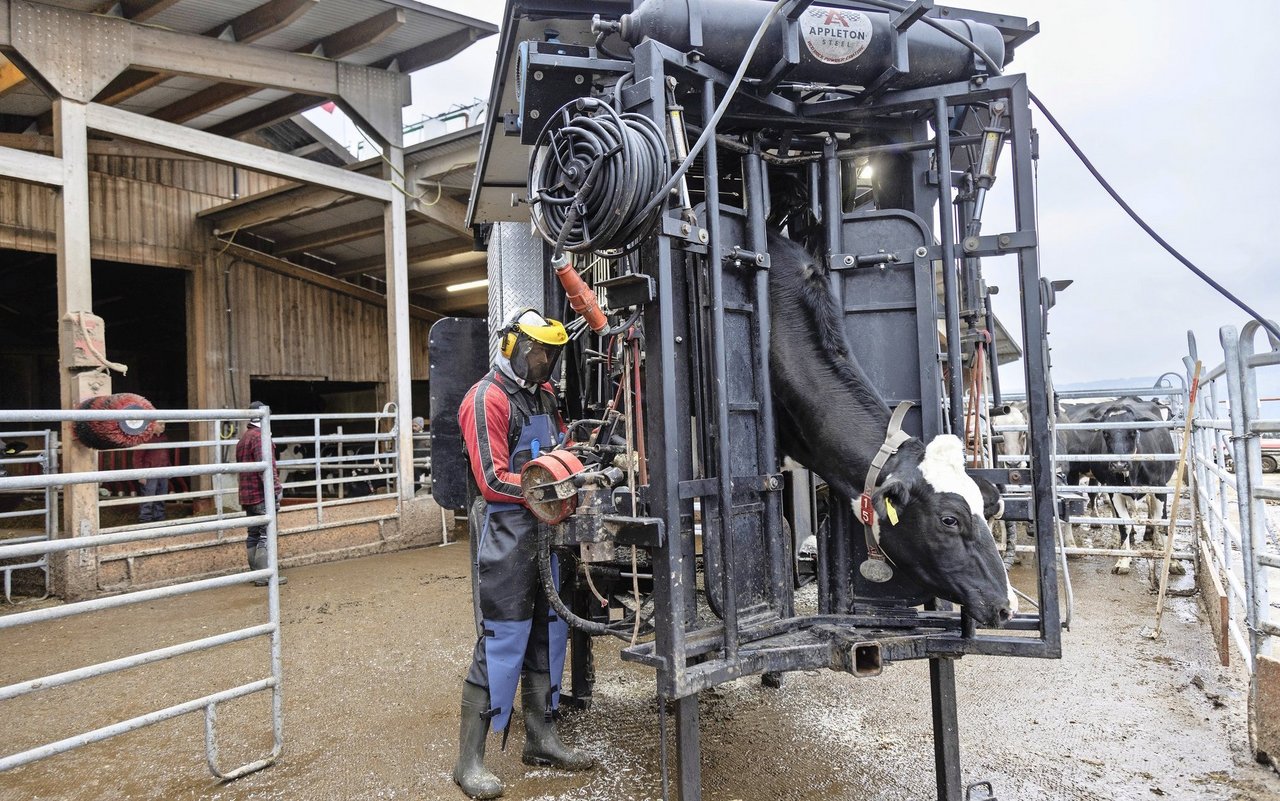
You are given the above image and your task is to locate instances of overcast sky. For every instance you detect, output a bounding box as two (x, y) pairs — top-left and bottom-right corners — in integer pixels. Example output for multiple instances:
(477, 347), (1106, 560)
(387, 0), (1279, 392)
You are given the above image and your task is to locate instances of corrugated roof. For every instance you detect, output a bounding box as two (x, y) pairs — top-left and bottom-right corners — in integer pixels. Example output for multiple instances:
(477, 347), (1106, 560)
(0, 0), (496, 140)
(202, 125), (486, 314)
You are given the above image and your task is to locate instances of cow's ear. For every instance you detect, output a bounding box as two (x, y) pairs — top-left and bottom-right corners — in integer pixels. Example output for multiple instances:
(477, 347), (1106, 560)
(973, 476), (1004, 521)
(872, 476), (913, 524)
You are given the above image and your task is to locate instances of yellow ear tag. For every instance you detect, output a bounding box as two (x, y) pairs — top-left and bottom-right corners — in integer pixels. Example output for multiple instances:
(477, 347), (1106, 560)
(884, 499), (899, 526)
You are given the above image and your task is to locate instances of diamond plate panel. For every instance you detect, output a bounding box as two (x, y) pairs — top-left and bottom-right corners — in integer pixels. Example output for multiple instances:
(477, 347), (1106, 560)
(487, 222), (547, 361)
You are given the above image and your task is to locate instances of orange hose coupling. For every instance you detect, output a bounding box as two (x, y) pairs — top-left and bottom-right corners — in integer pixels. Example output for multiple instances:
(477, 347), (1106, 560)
(553, 254), (608, 333)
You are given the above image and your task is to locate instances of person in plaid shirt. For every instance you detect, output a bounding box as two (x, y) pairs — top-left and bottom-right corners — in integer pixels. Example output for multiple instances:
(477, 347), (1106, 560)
(237, 401), (286, 587)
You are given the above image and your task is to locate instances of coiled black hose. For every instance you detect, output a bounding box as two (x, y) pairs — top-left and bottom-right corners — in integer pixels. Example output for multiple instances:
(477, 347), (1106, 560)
(528, 97), (670, 257)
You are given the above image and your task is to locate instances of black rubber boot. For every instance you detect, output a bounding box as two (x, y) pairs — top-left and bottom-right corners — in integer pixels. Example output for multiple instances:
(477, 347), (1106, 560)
(249, 543), (287, 587)
(453, 682), (503, 799)
(246, 544), (266, 586)
(520, 672), (594, 771)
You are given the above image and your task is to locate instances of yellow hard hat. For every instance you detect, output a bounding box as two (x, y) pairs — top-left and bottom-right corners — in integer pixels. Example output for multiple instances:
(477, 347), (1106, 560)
(501, 308), (568, 357)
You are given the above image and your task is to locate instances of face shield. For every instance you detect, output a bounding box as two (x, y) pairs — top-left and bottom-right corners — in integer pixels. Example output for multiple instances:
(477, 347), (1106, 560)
(510, 334), (563, 385)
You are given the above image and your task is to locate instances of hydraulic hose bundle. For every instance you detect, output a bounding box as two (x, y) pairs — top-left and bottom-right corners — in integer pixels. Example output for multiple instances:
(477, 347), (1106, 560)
(528, 97), (670, 257)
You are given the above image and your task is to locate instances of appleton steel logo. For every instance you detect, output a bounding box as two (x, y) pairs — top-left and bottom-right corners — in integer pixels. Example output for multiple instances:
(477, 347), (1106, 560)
(801, 6), (873, 65)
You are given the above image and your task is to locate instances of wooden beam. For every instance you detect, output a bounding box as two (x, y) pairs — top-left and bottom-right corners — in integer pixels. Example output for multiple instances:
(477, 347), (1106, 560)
(334, 238), (473, 277)
(153, 82), (266, 125)
(405, 144), (481, 186)
(314, 9), (404, 59)
(383, 144), (415, 499)
(205, 93), (317, 139)
(150, 6), (398, 126)
(0, 143), (63, 186)
(120, 0), (182, 21)
(126, 29), (326, 94)
(408, 264), (486, 293)
(412, 250), (488, 275)
(274, 215), (427, 256)
(92, 0), (184, 23)
(219, 240), (442, 321)
(377, 26), (485, 73)
(209, 22), (493, 139)
(93, 70), (169, 107)
(432, 286), (490, 313)
(289, 114), (355, 164)
(207, 0), (317, 43)
(411, 192), (470, 236)
(0, 57), (28, 100)
(85, 102), (393, 201)
(40, 0), (319, 133)
(201, 186), (356, 232)
(53, 97), (100, 600)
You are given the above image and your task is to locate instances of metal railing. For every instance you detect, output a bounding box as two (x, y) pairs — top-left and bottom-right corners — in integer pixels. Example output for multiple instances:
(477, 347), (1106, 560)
(411, 430), (431, 494)
(97, 410), (405, 545)
(0, 429), (57, 602)
(995, 383), (1193, 562)
(0, 406), (283, 779)
(1187, 322), (1279, 677)
(271, 411), (400, 520)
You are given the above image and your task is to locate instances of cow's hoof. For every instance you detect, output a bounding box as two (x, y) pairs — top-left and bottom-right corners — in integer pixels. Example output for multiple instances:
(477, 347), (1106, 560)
(1169, 560), (1187, 576)
(1112, 558), (1132, 575)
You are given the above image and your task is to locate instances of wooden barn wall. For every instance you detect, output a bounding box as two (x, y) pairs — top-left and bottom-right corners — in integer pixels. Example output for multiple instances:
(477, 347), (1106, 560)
(0, 145), (431, 413)
(216, 259), (429, 407)
(0, 151), (280, 269)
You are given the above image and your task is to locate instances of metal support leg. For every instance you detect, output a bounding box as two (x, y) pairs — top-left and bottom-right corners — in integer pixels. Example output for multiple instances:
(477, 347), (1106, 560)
(676, 693), (702, 801)
(930, 657), (962, 801)
(567, 572), (595, 708)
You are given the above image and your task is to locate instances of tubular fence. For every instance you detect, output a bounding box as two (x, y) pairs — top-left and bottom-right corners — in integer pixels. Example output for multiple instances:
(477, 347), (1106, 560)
(997, 322), (1278, 757)
(0, 410), (407, 598)
(0, 428), (56, 602)
(1187, 322), (1278, 677)
(0, 406), (283, 779)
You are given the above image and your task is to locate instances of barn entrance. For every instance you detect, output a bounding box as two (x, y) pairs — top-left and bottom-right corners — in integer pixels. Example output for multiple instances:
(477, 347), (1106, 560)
(0, 251), (188, 412)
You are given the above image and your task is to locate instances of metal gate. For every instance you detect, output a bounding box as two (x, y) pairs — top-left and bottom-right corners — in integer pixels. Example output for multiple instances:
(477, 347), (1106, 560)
(0, 428), (56, 602)
(0, 406), (283, 778)
(1187, 322), (1278, 737)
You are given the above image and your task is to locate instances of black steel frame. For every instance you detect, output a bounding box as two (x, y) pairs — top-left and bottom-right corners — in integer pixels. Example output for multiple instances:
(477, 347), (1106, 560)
(506, 5), (1058, 800)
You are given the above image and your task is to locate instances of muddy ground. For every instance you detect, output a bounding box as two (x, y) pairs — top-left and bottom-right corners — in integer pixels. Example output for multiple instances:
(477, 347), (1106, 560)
(2, 537), (1279, 801)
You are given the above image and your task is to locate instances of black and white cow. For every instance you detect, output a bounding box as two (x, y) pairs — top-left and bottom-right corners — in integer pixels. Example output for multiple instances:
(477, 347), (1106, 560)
(1058, 399), (1176, 574)
(1092, 399), (1177, 574)
(768, 232), (1017, 626)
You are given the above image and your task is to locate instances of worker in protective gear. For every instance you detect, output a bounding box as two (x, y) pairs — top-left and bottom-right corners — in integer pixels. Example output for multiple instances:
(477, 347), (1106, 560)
(453, 308), (593, 799)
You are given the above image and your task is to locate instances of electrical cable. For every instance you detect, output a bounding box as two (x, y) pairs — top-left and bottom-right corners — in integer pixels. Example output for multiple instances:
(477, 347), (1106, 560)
(1029, 92), (1280, 343)
(537, 526), (642, 642)
(859, 0), (1276, 341)
(631, 0), (792, 224)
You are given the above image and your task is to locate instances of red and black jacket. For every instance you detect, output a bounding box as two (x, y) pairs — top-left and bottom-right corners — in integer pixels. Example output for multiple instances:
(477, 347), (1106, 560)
(458, 369), (566, 505)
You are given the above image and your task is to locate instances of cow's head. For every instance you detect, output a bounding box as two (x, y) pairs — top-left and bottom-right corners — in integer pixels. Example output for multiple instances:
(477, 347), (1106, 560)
(1100, 404), (1141, 476)
(872, 435), (1016, 627)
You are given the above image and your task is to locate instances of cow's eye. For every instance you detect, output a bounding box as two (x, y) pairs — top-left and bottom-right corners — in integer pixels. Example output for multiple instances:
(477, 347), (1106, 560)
(941, 515), (959, 528)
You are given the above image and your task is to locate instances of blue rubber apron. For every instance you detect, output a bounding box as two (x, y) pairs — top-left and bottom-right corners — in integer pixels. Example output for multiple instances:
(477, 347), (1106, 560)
(474, 412), (570, 734)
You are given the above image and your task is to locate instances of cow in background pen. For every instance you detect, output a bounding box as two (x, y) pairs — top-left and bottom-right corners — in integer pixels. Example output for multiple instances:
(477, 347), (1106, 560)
(990, 403), (1027, 564)
(1091, 399), (1178, 575)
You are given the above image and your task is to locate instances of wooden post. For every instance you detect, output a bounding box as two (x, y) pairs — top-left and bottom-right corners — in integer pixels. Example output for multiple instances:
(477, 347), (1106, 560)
(383, 144), (414, 499)
(53, 97), (100, 601)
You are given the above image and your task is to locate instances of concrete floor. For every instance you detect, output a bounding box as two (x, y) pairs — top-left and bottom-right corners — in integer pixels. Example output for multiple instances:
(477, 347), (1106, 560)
(2, 540), (1279, 801)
